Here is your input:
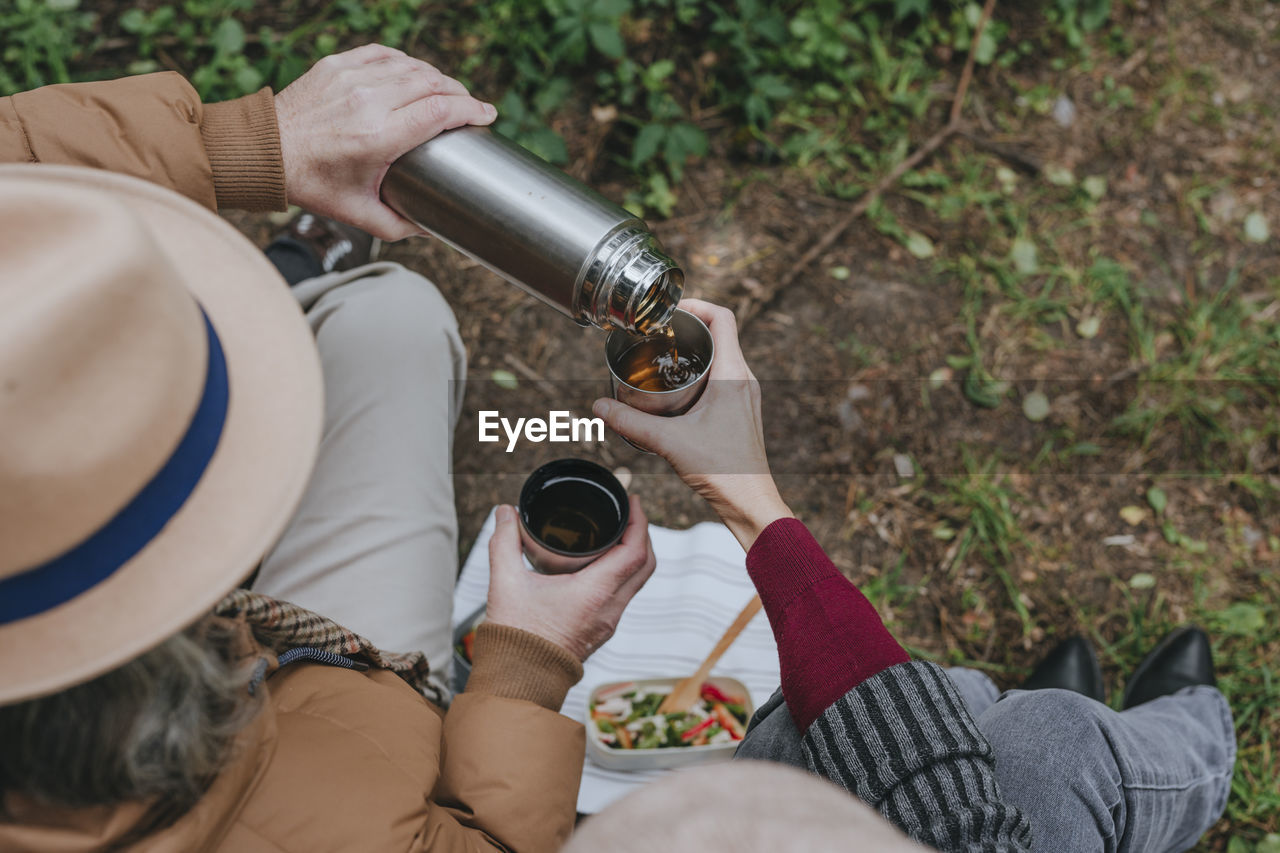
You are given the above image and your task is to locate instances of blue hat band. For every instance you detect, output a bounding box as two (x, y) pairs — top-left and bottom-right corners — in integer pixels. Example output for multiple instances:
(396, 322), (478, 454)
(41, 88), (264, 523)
(0, 310), (230, 624)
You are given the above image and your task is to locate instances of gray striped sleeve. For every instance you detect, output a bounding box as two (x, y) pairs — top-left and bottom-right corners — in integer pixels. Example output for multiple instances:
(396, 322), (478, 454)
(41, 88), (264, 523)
(800, 661), (1034, 852)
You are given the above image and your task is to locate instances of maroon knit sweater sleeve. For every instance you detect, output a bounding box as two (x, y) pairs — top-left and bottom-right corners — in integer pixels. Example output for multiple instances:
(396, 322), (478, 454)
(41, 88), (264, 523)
(745, 517), (911, 731)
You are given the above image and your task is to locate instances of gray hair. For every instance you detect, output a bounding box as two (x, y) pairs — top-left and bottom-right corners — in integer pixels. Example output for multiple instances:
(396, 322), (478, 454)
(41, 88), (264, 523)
(0, 614), (257, 816)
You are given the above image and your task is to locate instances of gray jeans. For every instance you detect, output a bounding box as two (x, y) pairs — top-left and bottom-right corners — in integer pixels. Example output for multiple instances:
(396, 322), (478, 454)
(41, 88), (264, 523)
(736, 668), (1235, 852)
(254, 262), (466, 702)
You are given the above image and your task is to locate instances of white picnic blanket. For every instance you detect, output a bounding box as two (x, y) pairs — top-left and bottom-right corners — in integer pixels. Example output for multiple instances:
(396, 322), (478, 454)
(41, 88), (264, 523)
(453, 507), (781, 814)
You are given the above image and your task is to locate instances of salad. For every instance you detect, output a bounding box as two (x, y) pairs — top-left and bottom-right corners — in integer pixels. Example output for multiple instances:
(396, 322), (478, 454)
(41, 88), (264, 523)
(589, 682), (748, 749)
(455, 628), (476, 663)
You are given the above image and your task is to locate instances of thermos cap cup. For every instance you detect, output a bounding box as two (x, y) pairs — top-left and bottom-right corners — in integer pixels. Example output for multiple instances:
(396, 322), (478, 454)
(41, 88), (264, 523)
(518, 458), (629, 574)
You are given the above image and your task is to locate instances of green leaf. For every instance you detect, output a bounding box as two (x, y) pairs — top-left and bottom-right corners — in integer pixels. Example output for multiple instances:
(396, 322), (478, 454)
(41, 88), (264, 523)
(974, 27), (997, 65)
(1076, 316), (1101, 339)
(755, 74), (792, 100)
(663, 122), (706, 178)
(1082, 175), (1108, 200)
(594, 0), (632, 16)
(314, 32), (338, 57)
(233, 64), (264, 94)
(523, 127), (568, 165)
(555, 28), (587, 64)
(813, 82), (841, 101)
(211, 18), (246, 56)
(1244, 211), (1270, 243)
(490, 369), (518, 390)
(905, 231), (935, 259)
(1216, 602), (1267, 637)
(632, 123), (666, 168)
(532, 77), (572, 115)
(1128, 573), (1156, 590)
(496, 91), (527, 122)
(1045, 164), (1076, 186)
(644, 58), (675, 84)
(894, 0), (931, 20)
(642, 172), (677, 217)
(963, 371), (1008, 409)
(191, 65), (218, 96)
(1256, 833), (1280, 853)
(829, 266), (851, 281)
(1119, 505), (1146, 526)
(1145, 486), (1167, 515)
(669, 122), (707, 157)
(1021, 390), (1050, 422)
(588, 22), (625, 59)
(1010, 237), (1038, 274)
(119, 8), (147, 32)
(1080, 0), (1111, 31)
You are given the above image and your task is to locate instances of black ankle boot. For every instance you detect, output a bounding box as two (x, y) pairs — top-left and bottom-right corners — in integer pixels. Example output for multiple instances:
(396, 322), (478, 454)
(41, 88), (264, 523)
(265, 212), (380, 286)
(1021, 635), (1106, 702)
(1122, 626), (1216, 710)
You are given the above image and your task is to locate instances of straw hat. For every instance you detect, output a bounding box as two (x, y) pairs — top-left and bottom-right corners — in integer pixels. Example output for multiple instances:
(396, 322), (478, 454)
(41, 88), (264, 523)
(0, 165), (323, 704)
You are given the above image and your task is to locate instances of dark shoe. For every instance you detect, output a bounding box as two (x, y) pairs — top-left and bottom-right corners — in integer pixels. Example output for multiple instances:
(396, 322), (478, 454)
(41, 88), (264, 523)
(1122, 626), (1216, 710)
(1021, 635), (1106, 703)
(275, 212), (380, 275)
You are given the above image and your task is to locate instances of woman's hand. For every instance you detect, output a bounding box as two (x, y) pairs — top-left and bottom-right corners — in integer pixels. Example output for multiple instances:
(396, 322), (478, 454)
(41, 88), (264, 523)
(485, 500), (656, 662)
(591, 299), (792, 550)
(275, 44), (495, 241)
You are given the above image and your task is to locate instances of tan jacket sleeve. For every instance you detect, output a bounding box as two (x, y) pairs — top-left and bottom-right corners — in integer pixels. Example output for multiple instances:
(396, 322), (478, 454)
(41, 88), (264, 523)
(0, 72), (285, 211)
(428, 623), (586, 853)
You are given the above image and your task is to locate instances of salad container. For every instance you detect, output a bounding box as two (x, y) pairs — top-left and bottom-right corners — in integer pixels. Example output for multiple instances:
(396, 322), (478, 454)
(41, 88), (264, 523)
(451, 604), (486, 694)
(585, 676), (755, 771)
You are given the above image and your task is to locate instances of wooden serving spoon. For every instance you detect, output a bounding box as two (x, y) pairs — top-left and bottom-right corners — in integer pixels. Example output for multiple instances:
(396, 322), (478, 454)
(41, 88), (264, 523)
(656, 593), (763, 714)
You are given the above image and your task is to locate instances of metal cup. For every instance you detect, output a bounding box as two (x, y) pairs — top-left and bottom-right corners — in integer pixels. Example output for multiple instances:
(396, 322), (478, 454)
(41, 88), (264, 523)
(518, 458), (629, 574)
(604, 309), (715, 451)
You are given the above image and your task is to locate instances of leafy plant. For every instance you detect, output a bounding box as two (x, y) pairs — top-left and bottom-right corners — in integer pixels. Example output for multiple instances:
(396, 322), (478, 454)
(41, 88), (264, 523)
(1052, 0), (1112, 47)
(0, 0), (1112, 217)
(0, 0), (96, 95)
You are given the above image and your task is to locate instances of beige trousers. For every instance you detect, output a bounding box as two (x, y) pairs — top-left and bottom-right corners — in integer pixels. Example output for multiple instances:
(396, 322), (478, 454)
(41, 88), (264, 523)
(254, 262), (466, 701)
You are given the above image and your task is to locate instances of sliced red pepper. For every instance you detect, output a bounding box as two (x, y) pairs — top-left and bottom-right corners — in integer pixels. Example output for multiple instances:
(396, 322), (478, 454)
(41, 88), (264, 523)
(680, 716), (717, 742)
(700, 682), (741, 705)
(461, 631), (475, 663)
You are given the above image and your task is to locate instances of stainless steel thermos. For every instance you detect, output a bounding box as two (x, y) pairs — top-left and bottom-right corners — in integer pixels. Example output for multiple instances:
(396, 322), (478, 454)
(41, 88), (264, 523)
(381, 126), (684, 335)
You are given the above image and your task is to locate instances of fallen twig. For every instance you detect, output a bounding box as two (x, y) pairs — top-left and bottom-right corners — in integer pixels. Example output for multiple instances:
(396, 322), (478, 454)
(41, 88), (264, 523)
(736, 0), (998, 329)
(960, 131), (1043, 176)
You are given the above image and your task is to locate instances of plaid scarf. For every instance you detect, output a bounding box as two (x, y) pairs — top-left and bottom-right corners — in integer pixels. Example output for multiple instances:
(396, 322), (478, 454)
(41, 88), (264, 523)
(215, 588), (445, 706)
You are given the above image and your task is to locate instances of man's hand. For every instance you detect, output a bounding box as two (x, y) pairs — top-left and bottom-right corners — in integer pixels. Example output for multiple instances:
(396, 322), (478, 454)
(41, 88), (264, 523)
(485, 500), (656, 662)
(275, 44), (495, 241)
(591, 299), (793, 551)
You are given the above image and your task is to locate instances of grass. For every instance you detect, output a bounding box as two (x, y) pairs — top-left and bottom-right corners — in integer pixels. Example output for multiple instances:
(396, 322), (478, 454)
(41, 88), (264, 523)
(928, 452), (1035, 638)
(1084, 577), (1280, 844)
(841, 6), (1280, 846)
